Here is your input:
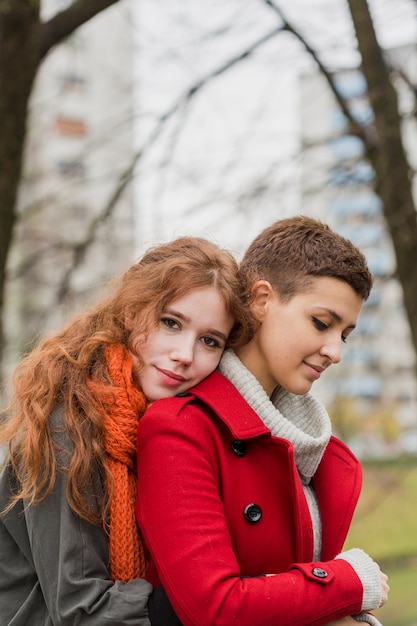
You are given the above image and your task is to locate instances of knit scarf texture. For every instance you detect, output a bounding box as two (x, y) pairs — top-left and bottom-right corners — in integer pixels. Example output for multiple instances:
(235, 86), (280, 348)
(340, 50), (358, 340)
(89, 344), (148, 582)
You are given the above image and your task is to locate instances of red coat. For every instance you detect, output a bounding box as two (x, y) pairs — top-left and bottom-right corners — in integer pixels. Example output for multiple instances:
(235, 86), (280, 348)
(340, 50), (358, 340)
(136, 370), (365, 626)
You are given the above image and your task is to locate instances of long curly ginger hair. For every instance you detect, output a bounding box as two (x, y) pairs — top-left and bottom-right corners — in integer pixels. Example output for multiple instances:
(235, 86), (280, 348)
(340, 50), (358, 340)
(0, 236), (255, 527)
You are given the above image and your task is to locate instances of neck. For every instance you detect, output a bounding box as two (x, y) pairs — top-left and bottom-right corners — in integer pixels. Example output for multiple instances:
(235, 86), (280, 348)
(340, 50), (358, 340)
(235, 341), (276, 397)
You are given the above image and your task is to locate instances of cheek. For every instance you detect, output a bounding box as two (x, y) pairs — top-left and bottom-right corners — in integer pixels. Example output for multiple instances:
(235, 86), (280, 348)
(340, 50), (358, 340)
(130, 329), (159, 359)
(196, 352), (223, 378)
(128, 338), (142, 365)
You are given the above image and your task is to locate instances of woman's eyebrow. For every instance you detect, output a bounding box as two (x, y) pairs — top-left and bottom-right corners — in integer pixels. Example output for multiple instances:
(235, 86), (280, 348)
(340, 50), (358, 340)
(164, 308), (229, 342)
(164, 307), (189, 322)
(317, 307), (356, 330)
(207, 329), (229, 342)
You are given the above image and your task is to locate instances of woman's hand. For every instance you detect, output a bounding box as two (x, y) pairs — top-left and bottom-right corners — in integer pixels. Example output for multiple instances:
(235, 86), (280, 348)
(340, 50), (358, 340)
(377, 565), (390, 607)
(325, 565), (389, 625)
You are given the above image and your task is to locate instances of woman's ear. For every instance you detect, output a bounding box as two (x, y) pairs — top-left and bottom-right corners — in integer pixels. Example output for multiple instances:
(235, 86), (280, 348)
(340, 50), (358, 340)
(249, 280), (274, 321)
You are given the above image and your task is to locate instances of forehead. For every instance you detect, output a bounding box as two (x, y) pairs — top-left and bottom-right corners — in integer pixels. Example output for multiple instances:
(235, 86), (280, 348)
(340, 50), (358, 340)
(295, 276), (363, 318)
(167, 285), (224, 308)
(301, 275), (359, 297)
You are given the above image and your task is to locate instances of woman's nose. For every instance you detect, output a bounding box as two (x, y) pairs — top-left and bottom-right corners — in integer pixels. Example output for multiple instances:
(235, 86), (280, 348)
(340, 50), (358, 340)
(171, 339), (194, 365)
(320, 337), (342, 364)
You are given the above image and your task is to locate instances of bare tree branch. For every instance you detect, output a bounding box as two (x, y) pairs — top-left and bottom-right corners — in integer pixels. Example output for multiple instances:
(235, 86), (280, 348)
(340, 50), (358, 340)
(54, 23), (286, 299)
(390, 64), (417, 119)
(262, 0), (375, 147)
(150, 98), (193, 216)
(0, 0), (126, 375)
(40, 0), (120, 59)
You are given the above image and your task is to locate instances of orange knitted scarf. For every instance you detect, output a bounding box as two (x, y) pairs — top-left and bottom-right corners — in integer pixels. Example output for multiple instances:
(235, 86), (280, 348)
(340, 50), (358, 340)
(89, 344), (148, 582)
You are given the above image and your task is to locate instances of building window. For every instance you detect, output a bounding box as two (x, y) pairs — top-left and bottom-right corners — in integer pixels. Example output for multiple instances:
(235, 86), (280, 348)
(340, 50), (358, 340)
(59, 74), (87, 92)
(55, 116), (87, 137)
(56, 160), (86, 178)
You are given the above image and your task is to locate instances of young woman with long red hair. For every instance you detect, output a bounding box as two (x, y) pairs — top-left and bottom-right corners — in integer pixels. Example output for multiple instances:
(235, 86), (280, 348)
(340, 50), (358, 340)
(0, 236), (254, 626)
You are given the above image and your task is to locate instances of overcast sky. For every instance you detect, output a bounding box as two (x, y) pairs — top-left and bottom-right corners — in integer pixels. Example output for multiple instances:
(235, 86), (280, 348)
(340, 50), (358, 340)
(132, 0), (417, 256)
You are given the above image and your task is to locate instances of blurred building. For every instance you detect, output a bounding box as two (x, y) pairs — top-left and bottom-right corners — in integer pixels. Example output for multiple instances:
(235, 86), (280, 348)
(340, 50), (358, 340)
(5, 0), (135, 369)
(299, 45), (417, 456)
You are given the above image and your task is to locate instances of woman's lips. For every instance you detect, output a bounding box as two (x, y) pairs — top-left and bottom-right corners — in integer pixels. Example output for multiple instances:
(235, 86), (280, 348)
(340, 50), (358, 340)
(156, 367), (187, 387)
(304, 362), (324, 380)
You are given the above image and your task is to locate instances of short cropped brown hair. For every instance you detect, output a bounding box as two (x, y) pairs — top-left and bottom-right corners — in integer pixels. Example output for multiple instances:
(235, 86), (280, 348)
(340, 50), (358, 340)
(240, 215), (373, 301)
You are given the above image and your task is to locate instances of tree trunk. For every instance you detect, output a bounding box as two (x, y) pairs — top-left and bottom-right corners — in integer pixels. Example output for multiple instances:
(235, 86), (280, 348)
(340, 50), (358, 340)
(0, 0), (122, 381)
(0, 0), (42, 376)
(347, 0), (417, 371)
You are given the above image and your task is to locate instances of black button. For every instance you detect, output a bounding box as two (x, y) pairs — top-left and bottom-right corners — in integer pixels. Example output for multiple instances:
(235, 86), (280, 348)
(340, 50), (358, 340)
(312, 567), (328, 579)
(231, 440), (247, 457)
(244, 503), (262, 523)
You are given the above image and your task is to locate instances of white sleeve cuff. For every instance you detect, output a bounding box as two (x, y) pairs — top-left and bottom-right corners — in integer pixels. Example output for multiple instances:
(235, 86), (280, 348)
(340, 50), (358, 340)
(335, 548), (382, 611)
(352, 612), (383, 625)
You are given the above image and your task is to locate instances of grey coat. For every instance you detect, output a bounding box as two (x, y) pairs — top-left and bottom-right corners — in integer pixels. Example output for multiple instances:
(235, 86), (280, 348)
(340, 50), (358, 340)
(0, 406), (152, 626)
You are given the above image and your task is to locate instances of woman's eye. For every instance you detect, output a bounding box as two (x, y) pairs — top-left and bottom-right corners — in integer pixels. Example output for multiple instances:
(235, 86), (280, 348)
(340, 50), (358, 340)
(312, 317), (328, 332)
(161, 316), (180, 330)
(341, 335), (348, 344)
(202, 336), (221, 349)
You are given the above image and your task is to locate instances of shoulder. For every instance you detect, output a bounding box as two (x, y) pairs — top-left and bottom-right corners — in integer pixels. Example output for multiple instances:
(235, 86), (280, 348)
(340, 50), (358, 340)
(318, 435), (362, 485)
(141, 370), (229, 423)
(326, 435), (361, 466)
(49, 404), (75, 466)
(139, 370), (269, 441)
(0, 459), (18, 513)
(138, 391), (216, 441)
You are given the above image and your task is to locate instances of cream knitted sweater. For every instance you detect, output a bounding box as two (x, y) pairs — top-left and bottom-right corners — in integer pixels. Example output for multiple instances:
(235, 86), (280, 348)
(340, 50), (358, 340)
(219, 350), (383, 626)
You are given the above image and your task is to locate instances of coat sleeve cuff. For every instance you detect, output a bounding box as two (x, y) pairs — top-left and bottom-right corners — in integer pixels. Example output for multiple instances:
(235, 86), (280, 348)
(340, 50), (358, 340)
(352, 611), (384, 625)
(335, 548), (382, 611)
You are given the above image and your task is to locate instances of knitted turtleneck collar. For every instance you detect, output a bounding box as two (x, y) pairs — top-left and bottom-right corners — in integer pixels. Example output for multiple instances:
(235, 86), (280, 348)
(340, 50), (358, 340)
(218, 349), (332, 483)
